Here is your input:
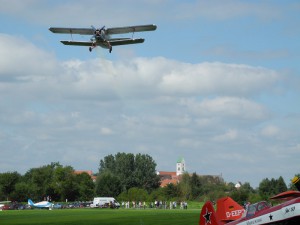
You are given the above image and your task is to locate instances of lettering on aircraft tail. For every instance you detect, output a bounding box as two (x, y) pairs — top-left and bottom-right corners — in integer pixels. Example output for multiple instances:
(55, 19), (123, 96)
(226, 209), (245, 218)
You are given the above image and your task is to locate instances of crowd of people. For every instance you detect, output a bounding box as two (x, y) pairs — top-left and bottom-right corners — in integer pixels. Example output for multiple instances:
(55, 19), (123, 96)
(120, 200), (188, 209)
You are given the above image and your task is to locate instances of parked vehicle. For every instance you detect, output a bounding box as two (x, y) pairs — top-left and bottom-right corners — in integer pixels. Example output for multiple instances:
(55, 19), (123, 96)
(90, 197), (120, 209)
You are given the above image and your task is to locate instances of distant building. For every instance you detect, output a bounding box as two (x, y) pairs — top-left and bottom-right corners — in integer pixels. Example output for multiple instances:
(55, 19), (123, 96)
(74, 170), (97, 182)
(176, 157), (185, 176)
(157, 157), (186, 187)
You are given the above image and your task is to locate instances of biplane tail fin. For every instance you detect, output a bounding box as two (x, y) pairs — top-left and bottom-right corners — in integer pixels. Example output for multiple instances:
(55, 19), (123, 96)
(199, 201), (220, 225)
(216, 197), (245, 223)
(28, 199), (34, 206)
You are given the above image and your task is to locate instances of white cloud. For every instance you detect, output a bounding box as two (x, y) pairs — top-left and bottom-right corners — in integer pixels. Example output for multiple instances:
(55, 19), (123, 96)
(180, 96), (269, 121)
(0, 0), (284, 26)
(0, 34), (58, 82)
(213, 129), (238, 142)
(100, 127), (114, 136)
(0, 31), (297, 188)
(260, 125), (280, 137)
(159, 62), (280, 96)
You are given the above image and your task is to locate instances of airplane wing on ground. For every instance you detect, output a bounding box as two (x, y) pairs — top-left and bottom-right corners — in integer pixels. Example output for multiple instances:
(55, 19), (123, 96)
(60, 41), (93, 46)
(106, 24), (157, 35)
(109, 38), (144, 46)
(49, 27), (93, 35)
(270, 190), (300, 201)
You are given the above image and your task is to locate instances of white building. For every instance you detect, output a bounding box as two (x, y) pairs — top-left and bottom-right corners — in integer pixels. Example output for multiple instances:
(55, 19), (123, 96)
(176, 157), (185, 176)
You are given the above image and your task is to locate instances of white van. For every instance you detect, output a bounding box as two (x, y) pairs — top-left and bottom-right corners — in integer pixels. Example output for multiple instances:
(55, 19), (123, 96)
(91, 197), (120, 208)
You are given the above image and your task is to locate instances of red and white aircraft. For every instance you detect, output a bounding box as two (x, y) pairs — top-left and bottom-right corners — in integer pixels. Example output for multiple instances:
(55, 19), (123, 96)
(199, 176), (300, 225)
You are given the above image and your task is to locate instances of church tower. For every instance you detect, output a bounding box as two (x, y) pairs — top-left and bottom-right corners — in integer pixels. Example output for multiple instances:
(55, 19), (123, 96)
(176, 157), (185, 176)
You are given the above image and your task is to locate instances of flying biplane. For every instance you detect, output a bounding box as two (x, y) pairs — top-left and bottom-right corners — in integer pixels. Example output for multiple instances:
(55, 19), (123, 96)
(199, 176), (300, 225)
(49, 24), (157, 53)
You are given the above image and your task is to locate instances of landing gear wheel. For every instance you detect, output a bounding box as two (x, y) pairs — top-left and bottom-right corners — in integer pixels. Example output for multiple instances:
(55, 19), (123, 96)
(109, 46), (112, 53)
(89, 47), (92, 52)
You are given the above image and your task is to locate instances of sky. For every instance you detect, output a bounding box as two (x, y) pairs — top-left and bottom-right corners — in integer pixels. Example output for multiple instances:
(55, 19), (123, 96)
(0, 0), (299, 188)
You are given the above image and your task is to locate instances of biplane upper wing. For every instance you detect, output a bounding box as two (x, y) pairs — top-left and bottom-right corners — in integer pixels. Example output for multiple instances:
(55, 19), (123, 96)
(49, 27), (94, 35)
(106, 24), (157, 35)
(61, 41), (93, 46)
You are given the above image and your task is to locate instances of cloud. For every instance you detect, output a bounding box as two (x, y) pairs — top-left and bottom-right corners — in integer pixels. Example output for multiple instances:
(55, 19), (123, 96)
(0, 0), (285, 27)
(100, 127), (114, 136)
(180, 96), (269, 122)
(173, 0), (282, 21)
(260, 125), (280, 137)
(213, 129), (238, 142)
(0, 32), (297, 188)
(0, 34), (58, 82)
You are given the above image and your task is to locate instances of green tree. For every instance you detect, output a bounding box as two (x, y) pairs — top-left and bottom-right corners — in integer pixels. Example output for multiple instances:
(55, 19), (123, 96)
(149, 188), (165, 202)
(133, 153), (160, 191)
(127, 187), (148, 201)
(95, 171), (121, 197)
(0, 171), (21, 200)
(23, 162), (60, 200)
(75, 173), (95, 201)
(98, 152), (160, 194)
(178, 173), (191, 200)
(12, 181), (31, 201)
(114, 153), (135, 191)
(276, 176), (287, 193)
(190, 172), (202, 199)
(258, 176), (287, 200)
(163, 183), (179, 200)
(52, 165), (78, 201)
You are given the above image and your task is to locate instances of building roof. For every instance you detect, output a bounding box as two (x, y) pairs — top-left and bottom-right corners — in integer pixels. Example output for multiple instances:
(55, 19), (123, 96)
(160, 178), (178, 187)
(177, 157), (184, 163)
(157, 171), (182, 187)
(74, 170), (97, 182)
(158, 171), (177, 177)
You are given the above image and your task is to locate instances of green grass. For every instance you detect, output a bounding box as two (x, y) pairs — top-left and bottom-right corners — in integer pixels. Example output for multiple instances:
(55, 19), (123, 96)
(0, 208), (201, 225)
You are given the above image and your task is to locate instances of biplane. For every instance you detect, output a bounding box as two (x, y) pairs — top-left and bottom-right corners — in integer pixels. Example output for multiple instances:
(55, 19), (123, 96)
(49, 24), (157, 53)
(199, 176), (300, 225)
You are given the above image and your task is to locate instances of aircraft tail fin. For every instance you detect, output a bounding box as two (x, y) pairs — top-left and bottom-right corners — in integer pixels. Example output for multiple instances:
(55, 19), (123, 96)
(28, 199), (34, 206)
(216, 197), (245, 223)
(199, 201), (220, 225)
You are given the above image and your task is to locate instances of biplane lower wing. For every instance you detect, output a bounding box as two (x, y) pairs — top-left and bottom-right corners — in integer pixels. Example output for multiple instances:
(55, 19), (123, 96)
(61, 41), (93, 46)
(61, 39), (144, 47)
(109, 38), (144, 46)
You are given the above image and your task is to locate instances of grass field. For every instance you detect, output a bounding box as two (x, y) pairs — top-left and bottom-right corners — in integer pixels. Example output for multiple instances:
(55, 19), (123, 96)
(0, 208), (202, 225)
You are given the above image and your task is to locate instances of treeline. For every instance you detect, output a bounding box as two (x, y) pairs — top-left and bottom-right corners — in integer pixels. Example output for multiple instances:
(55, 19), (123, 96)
(0, 162), (95, 202)
(0, 153), (298, 204)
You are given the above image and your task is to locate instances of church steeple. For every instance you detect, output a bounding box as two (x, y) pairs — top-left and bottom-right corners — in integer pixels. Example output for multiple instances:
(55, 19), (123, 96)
(176, 157), (185, 176)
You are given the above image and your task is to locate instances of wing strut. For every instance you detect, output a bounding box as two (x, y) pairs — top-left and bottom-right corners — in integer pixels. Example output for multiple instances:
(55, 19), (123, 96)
(132, 28), (136, 39)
